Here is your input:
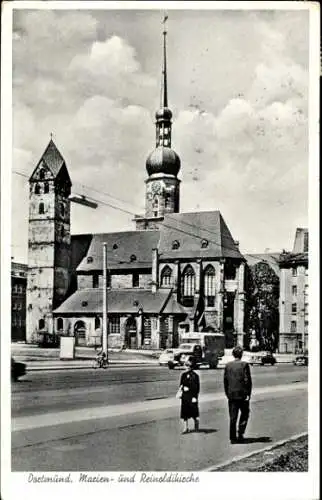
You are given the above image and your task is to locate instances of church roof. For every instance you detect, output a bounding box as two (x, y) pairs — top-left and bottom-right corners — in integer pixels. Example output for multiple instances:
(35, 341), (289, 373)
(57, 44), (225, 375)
(158, 211), (243, 260)
(29, 139), (70, 181)
(76, 231), (160, 272)
(53, 288), (173, 315)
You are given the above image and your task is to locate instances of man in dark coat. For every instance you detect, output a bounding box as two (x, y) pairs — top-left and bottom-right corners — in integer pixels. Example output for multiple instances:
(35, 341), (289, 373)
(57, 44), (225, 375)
(224, 345), (252, 443)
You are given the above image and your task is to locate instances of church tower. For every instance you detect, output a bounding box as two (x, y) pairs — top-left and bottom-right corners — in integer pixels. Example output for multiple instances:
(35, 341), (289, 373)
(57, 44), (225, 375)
(26, 139), (72, 343)
(135, 22), (181, 230)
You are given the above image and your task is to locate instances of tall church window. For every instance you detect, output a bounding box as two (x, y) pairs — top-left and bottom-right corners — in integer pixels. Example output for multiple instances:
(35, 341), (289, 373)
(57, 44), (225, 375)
(57, 318), (64, 331)
(94, 316), (101, 330)
(133, 272), (139, 288)
(44, 182), (49, 193)
(161, 265), (172, 287)
(39, 202), (45, 214)
(204, 265), (216, 307)
(35, 184), (41, 195)
(181, 265), (195, 306)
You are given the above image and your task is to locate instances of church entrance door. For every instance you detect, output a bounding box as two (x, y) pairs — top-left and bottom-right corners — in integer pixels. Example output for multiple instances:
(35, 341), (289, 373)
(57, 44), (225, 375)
(125, 316), (137, 349)
(74, 320), (86, 346)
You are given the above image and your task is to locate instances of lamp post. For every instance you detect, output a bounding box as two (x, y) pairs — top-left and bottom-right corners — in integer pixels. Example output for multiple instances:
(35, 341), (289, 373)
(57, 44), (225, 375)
(102, 243), (109, 359)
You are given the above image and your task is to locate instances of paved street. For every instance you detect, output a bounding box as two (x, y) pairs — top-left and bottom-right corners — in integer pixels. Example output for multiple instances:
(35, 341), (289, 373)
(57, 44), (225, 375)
(12, 365), (308, 471)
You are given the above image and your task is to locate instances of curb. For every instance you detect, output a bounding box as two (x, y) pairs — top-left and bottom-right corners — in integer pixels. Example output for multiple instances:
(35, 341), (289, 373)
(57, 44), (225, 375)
(202, 432), (308, 472)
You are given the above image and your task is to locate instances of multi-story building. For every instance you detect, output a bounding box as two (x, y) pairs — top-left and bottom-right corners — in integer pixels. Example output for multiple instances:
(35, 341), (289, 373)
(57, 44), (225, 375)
(279, 228), (309, 353)
(11, 262), (28, 342)
(26, 29), (247, 349)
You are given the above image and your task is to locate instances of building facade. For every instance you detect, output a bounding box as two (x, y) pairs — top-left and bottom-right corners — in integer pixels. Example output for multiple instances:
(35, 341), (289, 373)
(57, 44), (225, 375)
(11, 262), (28, 342)
(279, 228), (309, 353)
(26, 28), (247, 349)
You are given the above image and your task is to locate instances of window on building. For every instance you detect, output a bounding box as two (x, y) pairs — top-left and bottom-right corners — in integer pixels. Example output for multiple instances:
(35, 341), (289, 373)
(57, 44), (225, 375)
(130, 254), (137, 262)
(93, 274), (99, 288)
(165, 194), (171, 208)
(225, 261), (236, 280)
(304, 232), (309, 252)
(133, 272), (139, 288)
(39, 168), (45, 180)
(204, 265), (215, 307)
(35, 183), (41, 195)
(38, 319), (45, 330)
(292, 285), (297, 296)
(18, 285), (23, 294)
(181, 265), (195, 305)
(172, 240), (180, 250)
(44, 182), (49, 193)
(304, 320), (309, 333)
(292, 268), (297, 277)
(143, 317), (152, 340)
(109, 316), (120, 334)
(39, 202), (45, 214)
(291, 303), (297, 313)
(17, 302), (22, 310)
(201, 239), (209, 249)
(87, 256), (93, 263)
(290, 321), (297, 333)
(57, 317), (64, 331)
(161, 266), (172, 287)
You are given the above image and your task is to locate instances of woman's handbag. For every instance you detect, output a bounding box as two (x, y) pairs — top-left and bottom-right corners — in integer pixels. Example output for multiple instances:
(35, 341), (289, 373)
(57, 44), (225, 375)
(175, 386), (183, 399)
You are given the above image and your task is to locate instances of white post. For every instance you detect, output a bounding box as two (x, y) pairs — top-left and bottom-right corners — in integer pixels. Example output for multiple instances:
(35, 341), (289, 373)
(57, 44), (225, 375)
(102, 243), (109, 355)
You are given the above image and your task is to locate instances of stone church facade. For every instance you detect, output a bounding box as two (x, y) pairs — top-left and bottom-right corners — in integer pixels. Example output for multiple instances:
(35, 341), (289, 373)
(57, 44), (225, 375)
(26, 30), (247, 349)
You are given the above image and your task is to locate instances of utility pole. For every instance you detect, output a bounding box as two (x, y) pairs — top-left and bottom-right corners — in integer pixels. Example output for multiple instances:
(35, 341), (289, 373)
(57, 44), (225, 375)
(102, 243), (109, 358)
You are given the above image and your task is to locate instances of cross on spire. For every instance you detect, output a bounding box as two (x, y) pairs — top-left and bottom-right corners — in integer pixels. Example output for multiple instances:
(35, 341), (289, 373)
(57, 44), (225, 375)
(161, 14), (168, 108)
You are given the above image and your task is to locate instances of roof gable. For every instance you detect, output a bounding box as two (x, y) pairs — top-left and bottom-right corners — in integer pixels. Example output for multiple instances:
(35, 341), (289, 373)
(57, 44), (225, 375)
(158, 211), (243, 260)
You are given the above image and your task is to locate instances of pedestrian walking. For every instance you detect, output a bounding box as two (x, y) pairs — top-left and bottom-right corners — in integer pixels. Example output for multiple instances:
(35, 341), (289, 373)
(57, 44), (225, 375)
(178, 356), (200, 434)
(223, 345), (252, 444)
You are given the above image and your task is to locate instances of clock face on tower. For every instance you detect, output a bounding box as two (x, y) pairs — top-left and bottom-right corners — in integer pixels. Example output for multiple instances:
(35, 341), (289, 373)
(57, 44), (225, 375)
(151, 181), (161, 194)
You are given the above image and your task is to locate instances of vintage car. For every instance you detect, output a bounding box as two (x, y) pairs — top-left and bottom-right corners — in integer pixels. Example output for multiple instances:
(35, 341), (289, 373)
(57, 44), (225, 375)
(293, 354), (308, 366)
(168, 341), (221, 370)
(11, 357), (26, 382)
(249, 351), (277, 366)
(158, 349), (175, 366)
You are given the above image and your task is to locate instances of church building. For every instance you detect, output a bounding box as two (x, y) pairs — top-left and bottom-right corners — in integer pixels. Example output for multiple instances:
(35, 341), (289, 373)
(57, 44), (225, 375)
(26, 28), (246, 350)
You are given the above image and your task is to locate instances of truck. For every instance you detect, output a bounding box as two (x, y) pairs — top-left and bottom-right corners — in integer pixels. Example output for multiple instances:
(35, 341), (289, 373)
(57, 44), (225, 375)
(167, 332), (225, 370)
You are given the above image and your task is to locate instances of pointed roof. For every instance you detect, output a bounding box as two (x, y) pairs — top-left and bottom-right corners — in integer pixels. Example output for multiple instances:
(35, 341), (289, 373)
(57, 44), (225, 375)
(29, 139), (68, 181)
(158, 211), (243, 260)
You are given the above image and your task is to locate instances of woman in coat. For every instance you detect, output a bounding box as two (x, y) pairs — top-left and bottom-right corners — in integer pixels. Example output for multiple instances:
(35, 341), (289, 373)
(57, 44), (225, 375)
(179, 356), (200, 434)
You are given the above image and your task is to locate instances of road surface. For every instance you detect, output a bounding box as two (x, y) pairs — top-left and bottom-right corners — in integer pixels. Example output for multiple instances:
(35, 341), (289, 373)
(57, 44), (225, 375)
(12, 364), (308, 471)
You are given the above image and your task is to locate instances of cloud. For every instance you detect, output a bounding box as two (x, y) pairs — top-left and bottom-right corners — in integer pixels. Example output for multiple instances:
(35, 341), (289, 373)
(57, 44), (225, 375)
(10, 9), (310, 261)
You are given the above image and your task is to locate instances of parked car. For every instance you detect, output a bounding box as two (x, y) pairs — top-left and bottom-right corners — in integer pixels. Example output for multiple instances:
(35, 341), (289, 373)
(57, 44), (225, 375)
(250, 351), (276, 366)
(293, 354), (308, 366)
(158, 349), (175, 366)
(11, 357), (26, 382)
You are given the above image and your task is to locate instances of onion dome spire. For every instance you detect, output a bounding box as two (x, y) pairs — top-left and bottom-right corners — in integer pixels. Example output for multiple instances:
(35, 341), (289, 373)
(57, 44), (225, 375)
(146, 16), (181, 177)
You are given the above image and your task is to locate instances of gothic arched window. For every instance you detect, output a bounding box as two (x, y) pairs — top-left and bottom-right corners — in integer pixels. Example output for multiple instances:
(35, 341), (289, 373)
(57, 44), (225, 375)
(39, 202), (45, 214)
(35, 184), (41, 195)
(204, 265), (216, 307)
(181, 265), (195, 303)
(161, 265), (172, 287)
(57, 317), (64, 331)
(44, 182), (49, 193)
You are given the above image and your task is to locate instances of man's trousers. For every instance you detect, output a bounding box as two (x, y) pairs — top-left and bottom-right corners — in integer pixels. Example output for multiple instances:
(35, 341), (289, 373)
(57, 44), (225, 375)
(228, 399), (250, 440)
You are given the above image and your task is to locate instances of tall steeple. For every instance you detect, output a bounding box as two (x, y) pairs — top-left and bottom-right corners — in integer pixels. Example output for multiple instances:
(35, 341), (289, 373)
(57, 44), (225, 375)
(134, 16), (181, 231)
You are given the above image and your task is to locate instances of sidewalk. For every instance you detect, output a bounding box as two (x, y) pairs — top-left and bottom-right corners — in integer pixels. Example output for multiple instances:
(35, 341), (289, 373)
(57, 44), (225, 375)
(23, 358), (158, 371)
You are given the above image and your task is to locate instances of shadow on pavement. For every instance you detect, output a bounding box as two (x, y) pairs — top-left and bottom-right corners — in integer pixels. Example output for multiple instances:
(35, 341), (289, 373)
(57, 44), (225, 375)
(239, 436), (272, 444)
(197, 428), (218, 434)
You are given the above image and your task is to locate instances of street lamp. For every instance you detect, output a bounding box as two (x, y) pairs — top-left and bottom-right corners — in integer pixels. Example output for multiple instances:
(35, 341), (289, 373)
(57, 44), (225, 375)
(102, 243), (109, 360)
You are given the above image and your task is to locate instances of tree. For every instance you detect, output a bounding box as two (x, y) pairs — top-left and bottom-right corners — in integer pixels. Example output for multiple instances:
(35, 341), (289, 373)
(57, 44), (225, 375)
(245, 261), (280, 351)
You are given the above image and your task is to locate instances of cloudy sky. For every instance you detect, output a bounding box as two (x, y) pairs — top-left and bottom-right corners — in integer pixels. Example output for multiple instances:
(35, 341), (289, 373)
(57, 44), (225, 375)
(11, 6), (310, 263)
